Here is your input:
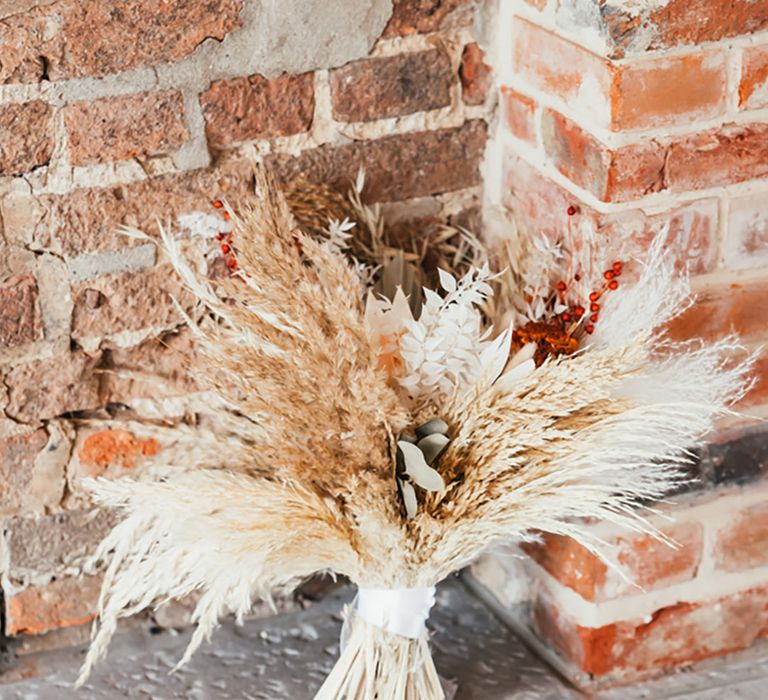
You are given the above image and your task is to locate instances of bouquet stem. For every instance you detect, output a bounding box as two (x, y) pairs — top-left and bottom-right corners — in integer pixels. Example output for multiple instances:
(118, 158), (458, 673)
(315, 611), (443, 700)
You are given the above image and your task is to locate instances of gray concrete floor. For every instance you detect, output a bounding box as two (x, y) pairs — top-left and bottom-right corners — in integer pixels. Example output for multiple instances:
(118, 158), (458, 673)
(1, 577), (766, 699)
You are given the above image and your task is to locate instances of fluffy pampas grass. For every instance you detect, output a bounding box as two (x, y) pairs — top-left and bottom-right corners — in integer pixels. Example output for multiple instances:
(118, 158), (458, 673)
(78, 167), (755, 698)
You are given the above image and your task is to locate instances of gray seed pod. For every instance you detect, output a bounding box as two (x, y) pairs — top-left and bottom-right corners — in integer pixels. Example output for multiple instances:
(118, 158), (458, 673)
(417, 433), (450, 465)
(415, 418), (449, 439)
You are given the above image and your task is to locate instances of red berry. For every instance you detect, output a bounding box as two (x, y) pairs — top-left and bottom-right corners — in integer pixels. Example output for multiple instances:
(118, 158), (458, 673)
(567, 205), (577, 216)
(590, 302), (600, 312)
(608, 279), (619, 290)
(574, 306), (585, 317)
(585, 323), (595, 334)
(589, 291), (600, 302)
(561, 312), (572, 322)
(223, 211), (231, 221)
(212, 200), (223, 209)
(574, 274), (581, 282)
(604, 270), (615, 280)
(590, 313), (599, 323)
(221, 243), (230, 254)
(216, 232), (226, 241)
(612, 261), (622, 273)
(557, 281), (567, 292)
(227, 257), (238, 270)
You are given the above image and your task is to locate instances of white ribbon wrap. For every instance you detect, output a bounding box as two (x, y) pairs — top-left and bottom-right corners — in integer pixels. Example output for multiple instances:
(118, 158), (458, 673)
(355, 586), (436, 639)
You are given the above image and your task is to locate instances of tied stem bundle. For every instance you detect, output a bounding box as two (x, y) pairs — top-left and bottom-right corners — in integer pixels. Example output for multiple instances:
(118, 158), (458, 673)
(77, 167), (756, 699)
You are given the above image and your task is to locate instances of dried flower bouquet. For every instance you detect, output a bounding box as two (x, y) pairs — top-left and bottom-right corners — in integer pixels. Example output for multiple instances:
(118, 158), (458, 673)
(77, 169), (754, 699)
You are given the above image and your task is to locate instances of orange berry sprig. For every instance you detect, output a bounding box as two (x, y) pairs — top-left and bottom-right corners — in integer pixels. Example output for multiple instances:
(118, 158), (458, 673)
(212, 200), (241, 276)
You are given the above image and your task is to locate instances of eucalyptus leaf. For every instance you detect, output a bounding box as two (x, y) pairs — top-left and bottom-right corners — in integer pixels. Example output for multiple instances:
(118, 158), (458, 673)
(397, 441), (445, 492)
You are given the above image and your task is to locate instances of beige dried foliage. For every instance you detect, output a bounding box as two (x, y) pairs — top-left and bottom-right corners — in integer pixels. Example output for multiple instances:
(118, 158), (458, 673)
(80, 168), (755, 699)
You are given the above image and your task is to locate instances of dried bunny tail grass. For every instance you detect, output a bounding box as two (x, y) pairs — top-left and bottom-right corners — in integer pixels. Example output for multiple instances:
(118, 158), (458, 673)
(77, 470), (358, 686)
(316, 612), (443, 700)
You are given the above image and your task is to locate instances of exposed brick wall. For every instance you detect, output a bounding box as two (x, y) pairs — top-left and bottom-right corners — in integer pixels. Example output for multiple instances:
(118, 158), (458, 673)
(478, 0), (768, 686)
(0, 0), (491, 641)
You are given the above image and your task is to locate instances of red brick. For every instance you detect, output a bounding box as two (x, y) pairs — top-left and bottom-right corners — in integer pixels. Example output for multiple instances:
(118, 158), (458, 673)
(0, 0), (243, 84)
(510, 18), (613, 128)
(0, 274), (43, 349)
(612, 52), (727, 131)
(5, 575), (102, 636)
(667, 123), (768, 193)
(726, 191), (768, 270)
(383, 0), (473, 36)
(737, 352), (768, 410)
(0, 430), (48, 513)
(600, 0), (768, 56)
(0, 101), (54, 175)
(4, 351), (102, 423)
(716, 501), (768, 572)
(202, 72), (314, 148)
(542, 110), (666, 202)
(740, 45), (768, 110)
(534, 585), (768, 680)
(105, 328), (200, 404)
(64, 90), (188, 166)
(78, 429), (159, 477)
(71, 264), (196, 342)
(524, 522), (701, 602)
(331, 50), (452, 122)
(648, 0), (768, 51)
(501, 87), (536, 145)
(271, 120), (487, 203)
(460, 43), (492, 106)
(32, 161), (253, 256)
(668, 282), (768, 344)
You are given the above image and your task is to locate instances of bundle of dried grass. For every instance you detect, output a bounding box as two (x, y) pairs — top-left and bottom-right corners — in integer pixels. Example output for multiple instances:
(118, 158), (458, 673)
(78, 167), (755, 699)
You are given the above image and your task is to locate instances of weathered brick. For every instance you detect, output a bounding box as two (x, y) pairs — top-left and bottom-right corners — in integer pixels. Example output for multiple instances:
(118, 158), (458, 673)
(740, 45), (768, 110)
(667, 123), (768, 192)
(271, 120), (487, 203)
(599, 0), (768, 56)
(4, 351), (102, 423)
(0, 429), (47, 513)
(459, 43), (492, 106)
(612, 52), (727, 131)
(64, 90), (188, 166)
(0, 0), (243, 84)
(667, 281), (768, 345)
(0, 274), (43, 348)
(541, 110), (666, 202)
(725, 191), (768, 270)
(535, 584), (768, 680)
(71, 264), (196, 343)
(105, 328), (200, 404)
(201, 72), (314, 148)
(4, 574), (102, 636)
(383, 0), (473, 36)
(501, 87), (536, 145)
(715, 501), (768, 572)
(523, 522), (701, 603)
(505, 156), (717, 275)
(5, 508), (117, 584)
(0, 101), (54, 175)
(77, 429), (159, 477)
(696, 425), (768, 485)
(331, 50), (453, 122)
(33, 161), (253, 256)
(511, 17), (613, 128)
